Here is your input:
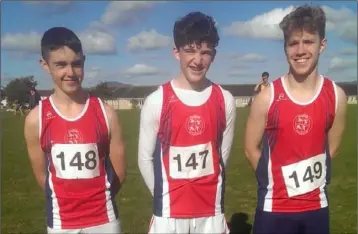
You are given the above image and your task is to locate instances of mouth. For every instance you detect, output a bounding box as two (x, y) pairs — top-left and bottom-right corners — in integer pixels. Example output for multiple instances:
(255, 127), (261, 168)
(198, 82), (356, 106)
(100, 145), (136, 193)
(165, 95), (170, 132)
(63, 80), (78, 83)
(294, 58), (310, 65)
(62, 79), (80, 86)
(189, 66), (204, 73)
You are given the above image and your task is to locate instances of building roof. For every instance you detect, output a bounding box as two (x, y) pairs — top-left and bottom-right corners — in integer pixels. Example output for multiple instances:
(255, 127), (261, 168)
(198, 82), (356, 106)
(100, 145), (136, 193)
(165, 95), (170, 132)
(37, 81), (357, 99)
(337, 82), (357, 96)
(37, 89), (54, 97)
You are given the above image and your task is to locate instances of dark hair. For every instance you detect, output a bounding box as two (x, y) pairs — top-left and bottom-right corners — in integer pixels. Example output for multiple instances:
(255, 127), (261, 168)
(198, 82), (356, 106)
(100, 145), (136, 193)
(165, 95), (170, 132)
(41, 27), (83, 61)
(262, 72), (269, 77)
(173, 11), (219, 49)
(279, 5), (326, 42)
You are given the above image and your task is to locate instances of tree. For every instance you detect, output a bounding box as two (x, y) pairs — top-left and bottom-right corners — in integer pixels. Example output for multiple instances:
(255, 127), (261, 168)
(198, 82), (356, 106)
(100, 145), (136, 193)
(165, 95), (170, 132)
(4, 76), (37, 105)
(130, 99), (140, 110)
(90, 82), (113, 100)
(0, 86), (5, 100)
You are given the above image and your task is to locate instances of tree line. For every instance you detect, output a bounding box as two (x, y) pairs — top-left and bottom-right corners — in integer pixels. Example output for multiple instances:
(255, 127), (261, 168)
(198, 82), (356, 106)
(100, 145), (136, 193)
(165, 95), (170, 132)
(1, 76), (125, 107)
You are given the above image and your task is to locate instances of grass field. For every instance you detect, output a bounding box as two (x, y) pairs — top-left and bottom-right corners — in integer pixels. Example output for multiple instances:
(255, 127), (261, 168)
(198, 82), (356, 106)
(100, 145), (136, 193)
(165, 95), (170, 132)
(2, 106), (357, 233)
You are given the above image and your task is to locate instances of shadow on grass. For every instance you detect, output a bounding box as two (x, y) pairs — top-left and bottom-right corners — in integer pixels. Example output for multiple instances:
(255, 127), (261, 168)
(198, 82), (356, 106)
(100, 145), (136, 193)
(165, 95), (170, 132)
(228, 212), (252, 234)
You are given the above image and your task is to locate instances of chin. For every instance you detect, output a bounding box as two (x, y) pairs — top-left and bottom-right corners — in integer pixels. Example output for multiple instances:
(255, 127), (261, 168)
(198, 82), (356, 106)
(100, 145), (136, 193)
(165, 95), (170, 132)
(290, 65), (314, 77)
(188, 73), (206, 82)
(63, 86), (81, 95)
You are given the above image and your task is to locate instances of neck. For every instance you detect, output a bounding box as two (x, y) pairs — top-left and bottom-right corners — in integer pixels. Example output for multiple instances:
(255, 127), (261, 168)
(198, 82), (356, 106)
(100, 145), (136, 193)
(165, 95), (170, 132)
(286, 67), (321, 90)
(52, 87), (87, 106)
(174, 73), (210, 91)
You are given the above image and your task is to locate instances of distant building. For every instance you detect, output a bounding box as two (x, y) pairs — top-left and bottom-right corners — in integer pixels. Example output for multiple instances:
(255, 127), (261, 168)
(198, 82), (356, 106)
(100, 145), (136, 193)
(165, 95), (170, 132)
(36, 82), (357, 110)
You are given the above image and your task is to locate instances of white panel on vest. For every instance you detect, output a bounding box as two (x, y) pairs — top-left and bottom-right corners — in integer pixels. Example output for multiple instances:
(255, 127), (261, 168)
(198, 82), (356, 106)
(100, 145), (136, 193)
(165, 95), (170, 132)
(51, 143), (100, 179)
(281, 153), (326, 197)
(169, 142), (214, 179)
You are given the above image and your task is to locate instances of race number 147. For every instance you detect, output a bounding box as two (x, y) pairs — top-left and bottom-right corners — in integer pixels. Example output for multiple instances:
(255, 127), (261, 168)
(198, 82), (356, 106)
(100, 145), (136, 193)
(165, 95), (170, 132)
(169, 142), (214, 179)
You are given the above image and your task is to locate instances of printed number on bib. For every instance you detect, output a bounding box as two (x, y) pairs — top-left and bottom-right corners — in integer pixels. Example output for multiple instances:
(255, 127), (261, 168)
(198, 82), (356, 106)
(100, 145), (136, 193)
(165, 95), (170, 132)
(169, 142), (214, 179)
(51, 143), (100, 179)
(281, 154), (326, 197)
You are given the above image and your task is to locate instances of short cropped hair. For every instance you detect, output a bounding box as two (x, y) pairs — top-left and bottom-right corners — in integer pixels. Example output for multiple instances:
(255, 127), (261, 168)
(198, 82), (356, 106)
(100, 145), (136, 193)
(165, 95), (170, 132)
(41, 27), (83, 61)
(279, 5), (326, 42)
(173, 11), (219, 49)
(262, 72), (269, 77)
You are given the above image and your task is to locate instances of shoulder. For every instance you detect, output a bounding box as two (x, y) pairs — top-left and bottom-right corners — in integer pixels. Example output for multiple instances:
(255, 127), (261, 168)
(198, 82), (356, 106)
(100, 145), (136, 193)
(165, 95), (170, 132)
(217, 85), (235, 106)
(334, 83), (348, 109)
(335, 85), (347, 100)
(217, 85), (234, 99)
(258, 83), (272, 101)
(325, 78), (348, 107)
(251, 83), (272, 113)
(101, 102), (118, 123)
(143, 86), (163, 107)
(24, 105), (40, 136)
(330, 80), (347, 101)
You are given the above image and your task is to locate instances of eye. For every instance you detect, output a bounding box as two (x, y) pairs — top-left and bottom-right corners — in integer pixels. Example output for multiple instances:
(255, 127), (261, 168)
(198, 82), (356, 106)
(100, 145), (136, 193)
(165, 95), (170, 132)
(72, 61), (82, 67)
(54, 62), (67, 68)
(184, 49), (195, 53)
(288, 41), (298, 47)
(304, 40), (314, 44)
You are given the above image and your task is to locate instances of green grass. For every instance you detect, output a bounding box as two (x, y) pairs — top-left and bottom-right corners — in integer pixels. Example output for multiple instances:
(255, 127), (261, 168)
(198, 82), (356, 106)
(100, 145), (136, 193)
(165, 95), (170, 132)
(2, 106), (357, 233)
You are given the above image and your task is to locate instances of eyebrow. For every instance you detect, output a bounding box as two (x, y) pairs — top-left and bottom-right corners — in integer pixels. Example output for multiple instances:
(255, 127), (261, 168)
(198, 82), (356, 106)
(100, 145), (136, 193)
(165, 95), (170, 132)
(53, 59), (82, 65)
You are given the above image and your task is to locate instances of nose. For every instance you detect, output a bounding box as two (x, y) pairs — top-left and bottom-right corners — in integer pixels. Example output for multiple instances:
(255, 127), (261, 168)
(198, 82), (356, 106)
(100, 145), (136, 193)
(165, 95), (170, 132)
(193, 52), (203, 65)
(66, 65), (75, 77)
(296, 42), (305, 56)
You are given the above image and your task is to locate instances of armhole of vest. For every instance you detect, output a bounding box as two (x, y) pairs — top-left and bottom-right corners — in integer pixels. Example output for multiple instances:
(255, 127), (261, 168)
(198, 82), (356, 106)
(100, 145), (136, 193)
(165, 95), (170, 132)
(160, 84), (167, 116)
(97, 98), (110, 138)
(332, 81), (338, 114)
(217, 85), (228, 120)
(268, 82), (275, 110)
(38, 100), (42, 141)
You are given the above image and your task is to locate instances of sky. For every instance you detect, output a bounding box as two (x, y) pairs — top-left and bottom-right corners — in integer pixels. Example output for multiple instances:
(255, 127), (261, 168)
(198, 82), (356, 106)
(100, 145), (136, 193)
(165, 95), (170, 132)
(1, 1), (357, 89)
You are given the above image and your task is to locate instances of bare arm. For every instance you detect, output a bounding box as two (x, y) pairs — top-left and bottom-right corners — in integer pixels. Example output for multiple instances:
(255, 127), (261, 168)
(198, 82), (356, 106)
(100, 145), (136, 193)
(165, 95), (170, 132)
(244, 86), (271, 171)
(24, 106), (46, 191)
(254, 81), (262, 92)
(105, 104), (126, 194)
(328, 85), (347, 158)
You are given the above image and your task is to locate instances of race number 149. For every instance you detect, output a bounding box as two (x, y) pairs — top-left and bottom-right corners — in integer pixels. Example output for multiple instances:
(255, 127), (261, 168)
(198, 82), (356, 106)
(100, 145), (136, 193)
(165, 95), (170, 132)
(281, 154), (326, 197)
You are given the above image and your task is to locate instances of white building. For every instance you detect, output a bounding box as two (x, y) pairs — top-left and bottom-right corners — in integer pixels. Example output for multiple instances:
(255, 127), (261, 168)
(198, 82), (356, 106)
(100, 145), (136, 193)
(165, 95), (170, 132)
(36, 82), (357, 110)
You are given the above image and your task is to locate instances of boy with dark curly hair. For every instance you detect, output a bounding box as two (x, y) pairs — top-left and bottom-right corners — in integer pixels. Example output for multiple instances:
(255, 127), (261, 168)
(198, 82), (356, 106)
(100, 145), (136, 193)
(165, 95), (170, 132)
(138, 11), (236, 234)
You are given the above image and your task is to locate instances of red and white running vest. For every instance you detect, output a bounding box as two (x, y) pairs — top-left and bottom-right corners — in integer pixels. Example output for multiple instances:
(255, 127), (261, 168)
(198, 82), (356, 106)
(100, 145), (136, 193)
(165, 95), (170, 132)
(39, 95), (118, 229)
(153, 82), (227, 218)
(256, 76), (337, 212)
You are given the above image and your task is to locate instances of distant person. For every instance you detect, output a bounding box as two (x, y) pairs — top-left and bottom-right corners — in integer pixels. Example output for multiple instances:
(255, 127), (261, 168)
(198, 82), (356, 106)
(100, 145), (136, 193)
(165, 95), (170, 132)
(254, 72), (270, 94)
(245, 5), (347, 234)
(29, 87), (41, 110)
(13, 100), (24, 116)
(24, 27), (126, 234)
(247, 72), (270, 107)
(138, 12), (236, 234)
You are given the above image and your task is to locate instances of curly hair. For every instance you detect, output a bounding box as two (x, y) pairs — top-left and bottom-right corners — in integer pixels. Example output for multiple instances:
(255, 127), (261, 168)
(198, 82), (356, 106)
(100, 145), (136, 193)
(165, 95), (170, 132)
(173, 11), (219, 49)
(279, 5), (326, 42)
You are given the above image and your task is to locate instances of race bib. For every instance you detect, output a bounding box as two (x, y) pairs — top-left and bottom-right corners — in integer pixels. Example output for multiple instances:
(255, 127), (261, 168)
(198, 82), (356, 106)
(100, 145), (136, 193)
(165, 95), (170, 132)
(51, 143), (100, 180)
(169, 142), (214, 179)
(281, 154), (326, 197)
